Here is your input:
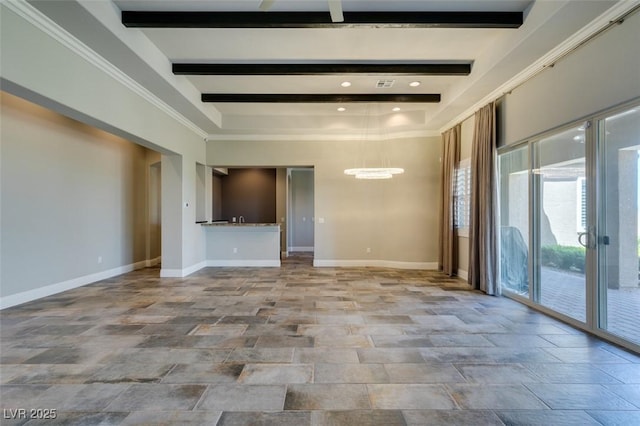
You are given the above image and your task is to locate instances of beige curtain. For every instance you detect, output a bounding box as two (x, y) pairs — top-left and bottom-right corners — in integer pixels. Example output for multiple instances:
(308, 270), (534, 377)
(468, 102), (499, 295)
(439, 125), (460, 276)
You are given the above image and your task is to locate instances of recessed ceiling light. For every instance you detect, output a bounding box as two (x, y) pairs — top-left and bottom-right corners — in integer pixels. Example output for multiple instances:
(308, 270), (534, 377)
(409, 81), (421, 87)
(341, 81), (351, 87)
(337, 107), (346, 112)
(392, 107), (401, 112)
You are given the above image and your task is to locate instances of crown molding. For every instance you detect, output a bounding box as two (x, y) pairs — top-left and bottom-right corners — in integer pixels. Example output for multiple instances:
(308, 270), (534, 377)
(3, 0), (208, 139)
(439, 0), (640, 133)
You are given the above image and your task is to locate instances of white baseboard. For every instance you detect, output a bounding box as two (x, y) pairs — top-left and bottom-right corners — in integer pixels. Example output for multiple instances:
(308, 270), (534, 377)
(159, 268), (183, 278)
(160, 260), (207, 278)
(1, 260), (151, 310)
(206, 260), (281, 267)
(184, 261), (208, 276)
(457, 269), (469, 280)
(289, 246), (314, 252)
(1, 255), (437, 309)
(313, 259), (438, 270)
(160, 259), (281, 277)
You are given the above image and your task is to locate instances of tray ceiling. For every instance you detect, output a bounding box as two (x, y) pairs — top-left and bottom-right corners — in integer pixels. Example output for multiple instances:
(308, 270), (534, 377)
(27, 0), (624, 140)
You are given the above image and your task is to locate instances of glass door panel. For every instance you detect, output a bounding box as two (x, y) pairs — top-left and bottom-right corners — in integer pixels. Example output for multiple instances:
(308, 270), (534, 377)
(533, 126), (587, 322)
(598, 107), (640, 344)
(499, 146), (530, 296)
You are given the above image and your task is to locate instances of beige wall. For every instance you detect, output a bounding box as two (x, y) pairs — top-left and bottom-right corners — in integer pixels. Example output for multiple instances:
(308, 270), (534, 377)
(208, 136), (441, 267)
(2, 4), (209, 291)
(1, 92), (159, 298)
(1, 4), (211, 305)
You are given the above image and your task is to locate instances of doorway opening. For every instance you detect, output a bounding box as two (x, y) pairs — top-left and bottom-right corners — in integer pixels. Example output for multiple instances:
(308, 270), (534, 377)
(210, 166), (315, 262)
(287, 168), (315, 260)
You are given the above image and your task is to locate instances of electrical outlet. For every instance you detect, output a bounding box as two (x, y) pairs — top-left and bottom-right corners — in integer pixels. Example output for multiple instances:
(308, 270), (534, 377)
(98, 256), (103, 264)
(233, 248), (238, 254)
(366, 247), (371, 253)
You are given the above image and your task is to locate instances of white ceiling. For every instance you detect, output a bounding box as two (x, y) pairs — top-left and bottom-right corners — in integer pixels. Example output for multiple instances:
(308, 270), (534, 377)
(28, 0), (625, 140)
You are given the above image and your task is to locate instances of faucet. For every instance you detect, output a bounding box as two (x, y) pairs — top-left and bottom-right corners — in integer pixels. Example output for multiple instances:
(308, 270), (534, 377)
(239, 215), (245, 224)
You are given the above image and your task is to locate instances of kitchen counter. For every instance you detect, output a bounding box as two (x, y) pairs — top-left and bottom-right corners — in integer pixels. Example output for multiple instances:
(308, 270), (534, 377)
(202, 223), (280, 267)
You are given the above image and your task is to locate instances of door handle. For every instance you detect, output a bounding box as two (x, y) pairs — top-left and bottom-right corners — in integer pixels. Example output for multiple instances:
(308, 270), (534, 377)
(578, 232), (589, 248)
(578, 227), (597, 249)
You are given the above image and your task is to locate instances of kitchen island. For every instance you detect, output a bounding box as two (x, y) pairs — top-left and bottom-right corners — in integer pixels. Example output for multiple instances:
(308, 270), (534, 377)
(202, 222), (281, 267)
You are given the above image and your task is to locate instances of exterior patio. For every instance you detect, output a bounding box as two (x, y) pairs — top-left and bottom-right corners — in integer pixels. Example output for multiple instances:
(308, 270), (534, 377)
(540, 268), (640, 345)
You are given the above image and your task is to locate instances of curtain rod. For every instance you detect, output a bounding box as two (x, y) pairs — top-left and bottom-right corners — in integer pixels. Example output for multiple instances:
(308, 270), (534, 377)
(444, 3), (640, 132)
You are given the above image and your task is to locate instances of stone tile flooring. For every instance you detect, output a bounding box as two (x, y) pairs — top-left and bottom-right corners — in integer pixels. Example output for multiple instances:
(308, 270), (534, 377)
(1, 254), (639, 425)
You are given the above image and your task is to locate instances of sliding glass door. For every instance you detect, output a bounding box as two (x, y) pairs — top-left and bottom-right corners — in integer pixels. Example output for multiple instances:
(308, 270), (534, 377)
(597, 107), (640, 345)
(499, 146), (530, 297)
(498, 102), (640, 350)
(533, 125), (587, 322)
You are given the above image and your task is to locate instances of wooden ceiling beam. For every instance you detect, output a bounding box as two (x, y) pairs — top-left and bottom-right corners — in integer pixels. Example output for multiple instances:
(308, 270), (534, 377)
(174, 63), (471, 76)
(122, 11), (523, 29)
(201, 94), (441, 103)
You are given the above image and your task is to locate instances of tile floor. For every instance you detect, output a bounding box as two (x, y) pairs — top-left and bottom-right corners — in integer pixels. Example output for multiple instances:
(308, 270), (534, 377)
(1, 254), (639, 425)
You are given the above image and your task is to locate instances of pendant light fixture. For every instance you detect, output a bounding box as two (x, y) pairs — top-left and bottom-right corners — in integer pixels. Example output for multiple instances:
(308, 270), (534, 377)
(344, 167), (404, 179)
(344, 104), (404, 180)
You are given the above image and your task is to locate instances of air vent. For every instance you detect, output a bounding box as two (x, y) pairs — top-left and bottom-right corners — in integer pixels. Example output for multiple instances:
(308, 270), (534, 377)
(376, 79), (395, 88)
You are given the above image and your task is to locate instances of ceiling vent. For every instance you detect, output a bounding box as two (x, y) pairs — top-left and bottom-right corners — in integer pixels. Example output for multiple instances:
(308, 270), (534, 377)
(376, 79), (395, 88)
